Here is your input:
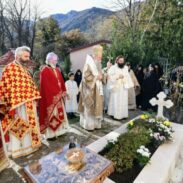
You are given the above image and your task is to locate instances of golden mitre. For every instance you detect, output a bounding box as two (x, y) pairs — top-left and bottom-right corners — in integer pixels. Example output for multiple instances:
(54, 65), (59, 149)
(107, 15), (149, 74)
(92, 45), (103, 57)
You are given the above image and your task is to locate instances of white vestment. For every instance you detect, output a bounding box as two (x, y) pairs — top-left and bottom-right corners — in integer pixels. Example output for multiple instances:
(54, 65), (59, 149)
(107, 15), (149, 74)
(80, 109), (102, 130)
(65, 80), (78, 113)
(79, 55), (103, 130)
(128, 70), (140, 110)
(102, 67), (111, 111)
(6, 102), (41, 158)
(108, 64), (134, 119)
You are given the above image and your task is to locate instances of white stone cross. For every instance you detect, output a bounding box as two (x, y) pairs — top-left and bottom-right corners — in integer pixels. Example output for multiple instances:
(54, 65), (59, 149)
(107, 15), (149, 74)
(149, 91), (173, 119)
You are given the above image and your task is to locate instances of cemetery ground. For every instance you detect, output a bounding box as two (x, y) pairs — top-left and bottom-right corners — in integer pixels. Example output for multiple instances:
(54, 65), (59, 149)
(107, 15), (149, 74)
(0, 110), (142, 183)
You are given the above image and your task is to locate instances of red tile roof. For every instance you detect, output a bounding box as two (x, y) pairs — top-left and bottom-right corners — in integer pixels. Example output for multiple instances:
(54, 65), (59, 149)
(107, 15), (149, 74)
(0, 49), (37, 67)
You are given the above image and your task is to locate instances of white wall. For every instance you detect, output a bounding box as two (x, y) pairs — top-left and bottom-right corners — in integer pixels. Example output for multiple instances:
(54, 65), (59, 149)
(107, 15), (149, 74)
(69, 46), (94, 73)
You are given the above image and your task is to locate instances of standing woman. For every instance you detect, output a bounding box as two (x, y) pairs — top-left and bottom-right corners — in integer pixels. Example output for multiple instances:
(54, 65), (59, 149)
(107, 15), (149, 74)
(154, 63), (164, 79)
(135, 65), (144, 108)
(141, 64), (162, 111)
(74, 69), (82, 102)
(74, 69), (82, 87)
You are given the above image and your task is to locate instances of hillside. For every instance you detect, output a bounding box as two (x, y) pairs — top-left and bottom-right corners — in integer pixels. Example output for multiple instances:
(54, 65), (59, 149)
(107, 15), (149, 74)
(51, 7), (115, 34)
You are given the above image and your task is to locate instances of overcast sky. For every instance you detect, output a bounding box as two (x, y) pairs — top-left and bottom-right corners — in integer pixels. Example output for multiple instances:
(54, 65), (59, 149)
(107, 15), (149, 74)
(32, 0), (113, 17)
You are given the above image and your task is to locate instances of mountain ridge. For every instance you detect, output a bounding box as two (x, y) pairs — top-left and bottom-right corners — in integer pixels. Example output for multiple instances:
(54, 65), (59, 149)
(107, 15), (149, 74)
(51, 7), (115, 33)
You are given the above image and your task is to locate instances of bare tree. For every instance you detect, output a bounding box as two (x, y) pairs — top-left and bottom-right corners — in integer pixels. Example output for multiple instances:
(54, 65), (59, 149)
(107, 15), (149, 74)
(29, 3), (42, 56)
(0, 0), (42, 55)
(108, 0), (147, 42)
(108, 0), (160, 44)
(4, 0), (28, 46)
(0, 0), (6, 53)
(0, 1), (14, 48)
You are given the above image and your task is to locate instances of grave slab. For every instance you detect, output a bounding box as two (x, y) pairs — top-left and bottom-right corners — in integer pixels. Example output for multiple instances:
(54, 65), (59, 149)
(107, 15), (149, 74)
(87, 120), (183, 183)
(134, 123), (183, 183)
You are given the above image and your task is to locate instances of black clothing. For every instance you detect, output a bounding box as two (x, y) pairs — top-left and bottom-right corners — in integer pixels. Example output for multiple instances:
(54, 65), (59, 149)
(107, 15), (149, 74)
(141, 71), (162, 111)
(135, 69), (144, 107)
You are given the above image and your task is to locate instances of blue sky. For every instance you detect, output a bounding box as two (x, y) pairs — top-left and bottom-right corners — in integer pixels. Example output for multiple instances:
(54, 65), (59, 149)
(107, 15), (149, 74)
(33, 0), (113, 17)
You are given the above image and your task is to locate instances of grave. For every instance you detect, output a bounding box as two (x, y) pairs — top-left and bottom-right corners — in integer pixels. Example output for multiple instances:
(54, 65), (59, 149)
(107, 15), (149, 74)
(87, 121), (183, 183)
(86, 92), (183, 183)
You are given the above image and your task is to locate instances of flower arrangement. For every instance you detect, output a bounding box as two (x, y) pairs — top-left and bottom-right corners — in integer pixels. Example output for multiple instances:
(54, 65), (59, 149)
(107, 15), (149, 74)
(149, 119), (173, 145)
(136, 146), (151, 166)
(127, 113), (174, 165)
(128, 114), (174, 144)
(101, 113), (174, 173)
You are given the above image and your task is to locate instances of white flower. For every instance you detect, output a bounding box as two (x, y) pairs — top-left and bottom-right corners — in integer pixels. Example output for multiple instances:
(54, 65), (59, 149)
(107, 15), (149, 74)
(137, 146), (151, 158)
(137, 149), (144, 154)
(153, 132), (160, 140)
(108, 139), (117, 144)
(144, 148), (149, 152)
(149, 118), (155, 123)
(160, 124), (165, 128)
(159, 136), (165, 141)
(143, 152), (150, 158)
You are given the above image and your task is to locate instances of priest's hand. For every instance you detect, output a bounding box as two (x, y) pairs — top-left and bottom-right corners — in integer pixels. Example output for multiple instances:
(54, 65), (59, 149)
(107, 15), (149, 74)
(62, 92), (66, 97)
(97, 74), (102, 80)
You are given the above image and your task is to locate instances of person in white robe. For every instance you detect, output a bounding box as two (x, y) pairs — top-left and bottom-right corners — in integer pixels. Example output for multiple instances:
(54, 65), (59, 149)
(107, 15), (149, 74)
(78, 45), (103, 131)
(127, 63), (140, 110)
(102, 61), (112, 113)
(65, 72), (79, 118)
(108, 56), (134, 120)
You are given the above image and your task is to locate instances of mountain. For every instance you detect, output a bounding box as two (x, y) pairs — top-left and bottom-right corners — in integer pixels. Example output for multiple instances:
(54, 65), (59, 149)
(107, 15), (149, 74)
(51, 7), (115, 33)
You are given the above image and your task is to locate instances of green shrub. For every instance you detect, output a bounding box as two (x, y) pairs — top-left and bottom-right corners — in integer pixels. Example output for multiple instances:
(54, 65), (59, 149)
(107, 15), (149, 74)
(105, 126), (151, 172)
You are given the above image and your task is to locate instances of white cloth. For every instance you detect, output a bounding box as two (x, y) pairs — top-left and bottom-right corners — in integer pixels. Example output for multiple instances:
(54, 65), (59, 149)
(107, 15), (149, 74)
(6, 102), (41, 158)
(80, 108), (101, 130)
(103, 84), (110, 110)
(65, 80), (78, 113)
(128, 70), (139, 109)
(45, 100), (69, 139)
(128, 87), (136, 109)
(102, 67), (111, 110)
(107, 64), (134, 119)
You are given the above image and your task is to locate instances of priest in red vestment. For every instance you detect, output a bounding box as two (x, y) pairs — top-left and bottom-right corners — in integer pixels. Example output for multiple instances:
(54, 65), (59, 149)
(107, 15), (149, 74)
(0, 102), (9, 172)
(0, 46), (41, 158)
(39, 52), (69, 139)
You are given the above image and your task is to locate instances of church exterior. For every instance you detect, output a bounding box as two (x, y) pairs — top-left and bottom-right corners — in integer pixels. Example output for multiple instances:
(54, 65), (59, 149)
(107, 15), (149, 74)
(69, 40), (111, 73)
